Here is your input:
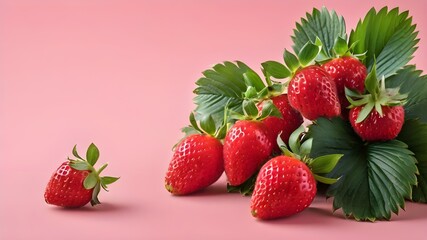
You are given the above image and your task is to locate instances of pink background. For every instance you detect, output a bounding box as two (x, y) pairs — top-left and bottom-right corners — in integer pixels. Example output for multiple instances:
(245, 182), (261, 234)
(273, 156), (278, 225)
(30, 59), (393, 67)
(1, 0), (427, 239)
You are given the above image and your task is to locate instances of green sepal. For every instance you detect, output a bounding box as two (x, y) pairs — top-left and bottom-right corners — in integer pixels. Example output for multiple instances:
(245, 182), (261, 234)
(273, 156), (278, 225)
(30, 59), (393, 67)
(83, 172), (98, 189)
(101, 176), (120, 185)
(298, 42), (321, 67)
(314, 174), (339, 185)
(283, 50), (300, 73)
(243, 71), (265, 90)
(356, 101), (375, 123)
(299, 138), (313, 158)
(364, 62), (378, 97)
(200, 115), (216, 136)
(242, 100), (259, 118)
(72, 145), (83, 160)
(244, 86), (258, 99)
(90, 183), (101, 206)
(333, 36), (349, 56)
(189, 112), (202, 133)
(69, 160), (90, 171)
(261, 61), (291, 79)
(276, 133), (294, 157)
(86, 143), (100, 166)
(258, 100), (282, 120)
(288, 125), (305, 155)
(310, 154), (343, 174)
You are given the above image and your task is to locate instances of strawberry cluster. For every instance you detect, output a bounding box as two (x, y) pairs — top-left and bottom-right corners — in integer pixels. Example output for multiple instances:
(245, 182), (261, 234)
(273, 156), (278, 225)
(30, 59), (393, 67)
(164, 6), (421, 221)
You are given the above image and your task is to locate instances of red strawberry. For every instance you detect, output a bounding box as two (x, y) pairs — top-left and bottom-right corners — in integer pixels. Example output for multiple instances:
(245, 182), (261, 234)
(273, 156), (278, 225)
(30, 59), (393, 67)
(347, 66), (407, 141)
(288, 65), (341, 120)
(44, 144), (119, 207)
(250, 156), (316, 220)
(261, 94), (303, 151)
(323, 57), (367, 117)
(165, 134), (224, 195)
(224, 120), (273, 186)
(350, 105), (404, 141)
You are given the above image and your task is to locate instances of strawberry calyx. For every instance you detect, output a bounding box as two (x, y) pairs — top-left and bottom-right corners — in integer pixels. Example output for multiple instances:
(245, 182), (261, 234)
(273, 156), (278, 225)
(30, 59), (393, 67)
(317, 36), (366, 63)
(346, 63), (407, 123)
(68, 143), (119, 206)
(277, 126), (342, 184)
(182, 111), (228, 140)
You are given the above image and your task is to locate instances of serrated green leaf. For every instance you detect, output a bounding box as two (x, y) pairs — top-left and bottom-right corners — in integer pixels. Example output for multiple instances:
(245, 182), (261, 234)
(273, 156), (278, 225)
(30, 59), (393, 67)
(298, 42), (321, 67)
(200, 115), (216, 135)
(84, 172), (98, 189)
(72, 145), (83, 160)
(292, 7), (346, 58)
(310, 154), (343, 174)
(309, 117), (417, 221)
(86, 143), (100, 166)
(69, 160), (90, 171)
(261, 61), (291, 79)
(194, 61), (264, 125)
(283, 50), (300, 72)
(386, 65), (427, 122)
(349, 7), (419, 78)
(397, 120), (427, 202)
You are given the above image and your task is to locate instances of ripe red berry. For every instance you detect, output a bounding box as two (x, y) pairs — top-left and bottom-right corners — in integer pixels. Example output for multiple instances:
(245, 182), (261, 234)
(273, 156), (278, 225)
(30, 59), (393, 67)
(250, 156), (316, 219)
(288, 65), (341, 120)
(165, 134), (224, 195)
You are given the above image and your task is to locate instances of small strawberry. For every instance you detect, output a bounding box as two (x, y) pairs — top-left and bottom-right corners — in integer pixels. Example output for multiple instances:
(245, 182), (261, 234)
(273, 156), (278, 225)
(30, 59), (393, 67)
(323, 56), (367, 117)
(223, 99), (282, 186)
(165, 113), (225, 195)
(250, 127), (342, 220)
(288, 65), (341, 120)
(224, 120), (273, 186)
(347, 65), (407, 141)
(261, 94), (303, 151)
(44, 144), (119, 207)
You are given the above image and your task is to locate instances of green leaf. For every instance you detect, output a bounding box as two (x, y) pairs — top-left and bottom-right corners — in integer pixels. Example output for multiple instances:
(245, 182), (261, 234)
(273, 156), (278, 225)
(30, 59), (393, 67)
(299, 138), (313, 157)
(200, 115), (216, 135)
(86, 143), (100, 166)
(297, 42), (321, 67)
(310, 154), (343, 174)
(83, 172), (98, 189)
(292, 7), (346, 58)
(194, 61), (265, 125)
(309, 117), (417, 221)
(386, 65), (427, 122)
(189, 112), (202, 133)
(242, 100), (259, 118)
(261, 61), (291, 79)
(91, 183), (101, 206)
(227, 172), (257, 196)
(101, 176), (120, 185)
(243, 71), (265, 90)
(364, 63), (378, 96)
(69, 160), (90, 171)
(349, 7), (419, 78)
(283, 50), (300, 72)
(397, 120), (427, 202)
(356, 101), (374, 123)
(72, 145), (83, 160)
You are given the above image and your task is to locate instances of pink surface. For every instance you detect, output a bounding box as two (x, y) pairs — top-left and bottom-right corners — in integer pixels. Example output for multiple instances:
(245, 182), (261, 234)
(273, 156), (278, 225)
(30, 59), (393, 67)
(1, 0), (427, 239)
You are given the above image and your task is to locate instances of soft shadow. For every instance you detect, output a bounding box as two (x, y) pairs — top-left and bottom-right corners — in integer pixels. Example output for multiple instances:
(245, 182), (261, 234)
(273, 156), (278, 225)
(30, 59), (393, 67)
(48, 202), (138, 214)
(185, 183), (229, 197)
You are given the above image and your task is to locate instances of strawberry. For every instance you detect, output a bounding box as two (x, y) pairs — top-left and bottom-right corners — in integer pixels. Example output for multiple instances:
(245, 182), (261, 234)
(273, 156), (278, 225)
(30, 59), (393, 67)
(350, 105), (404, 141)
(165, 113), (226, 195)
(347, 65), (407, 141)
(250, 156), (316, 219)
(44, 144), (119, 207)
(323, 56), (367, 117)
(261, 94), (303, 151)
(165, 134), (224, 195)
(288, 65), (341, 120)
(250, 127), (342, 220)
(224, 120), (273, 186)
